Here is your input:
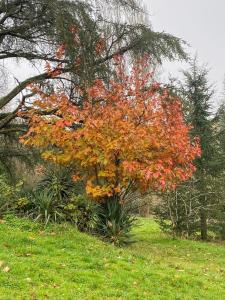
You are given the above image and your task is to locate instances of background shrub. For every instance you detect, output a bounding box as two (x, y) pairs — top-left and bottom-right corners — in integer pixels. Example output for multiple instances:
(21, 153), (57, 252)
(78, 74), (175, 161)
(0, 174), (25, 217)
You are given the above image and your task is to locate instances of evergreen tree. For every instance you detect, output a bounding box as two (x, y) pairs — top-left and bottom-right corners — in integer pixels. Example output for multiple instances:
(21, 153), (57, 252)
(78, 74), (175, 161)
(155, 65), (225, 240)
(180, 59), (215, 240)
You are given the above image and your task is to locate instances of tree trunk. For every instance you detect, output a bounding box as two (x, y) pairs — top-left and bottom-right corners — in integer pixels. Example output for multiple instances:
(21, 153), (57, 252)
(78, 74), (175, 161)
(200, 208), (207, 240)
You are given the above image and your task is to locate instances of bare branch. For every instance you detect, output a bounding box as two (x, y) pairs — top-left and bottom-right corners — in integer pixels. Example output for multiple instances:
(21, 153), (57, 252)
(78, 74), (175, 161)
(0, 67), (71, 110)
(0, 92), (34, 129)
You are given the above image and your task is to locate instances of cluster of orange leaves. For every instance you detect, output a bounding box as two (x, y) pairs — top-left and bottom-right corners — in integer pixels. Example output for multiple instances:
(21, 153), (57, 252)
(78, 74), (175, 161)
(21, 57), (201, 200)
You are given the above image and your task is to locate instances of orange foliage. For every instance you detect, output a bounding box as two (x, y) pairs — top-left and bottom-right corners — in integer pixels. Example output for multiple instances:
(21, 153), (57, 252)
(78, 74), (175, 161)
(21, 58), (201, 201)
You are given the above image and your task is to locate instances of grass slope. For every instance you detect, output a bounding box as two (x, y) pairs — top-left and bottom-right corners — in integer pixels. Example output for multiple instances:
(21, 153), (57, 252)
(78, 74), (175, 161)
(0, 217), (225, 299)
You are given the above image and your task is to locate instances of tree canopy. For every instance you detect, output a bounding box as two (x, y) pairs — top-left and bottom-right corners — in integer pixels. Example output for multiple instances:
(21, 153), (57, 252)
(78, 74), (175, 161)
(21, 57), (200, 202)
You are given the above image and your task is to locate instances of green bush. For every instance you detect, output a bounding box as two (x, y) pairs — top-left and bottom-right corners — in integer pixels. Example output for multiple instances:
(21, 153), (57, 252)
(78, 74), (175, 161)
(19, 164), (90, 227)
(17, 187), (97, 229)
(64, 194), (97, 232)
(0, 174), (25, 217)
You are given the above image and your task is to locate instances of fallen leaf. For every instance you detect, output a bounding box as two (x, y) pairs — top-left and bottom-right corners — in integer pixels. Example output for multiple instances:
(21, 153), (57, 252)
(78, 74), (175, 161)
(3, 266), (10, 273)
(25, 253), (32, 257)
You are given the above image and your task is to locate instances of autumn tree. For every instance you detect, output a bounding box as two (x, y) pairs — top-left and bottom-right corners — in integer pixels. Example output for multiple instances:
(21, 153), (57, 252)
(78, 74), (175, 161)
(21, 57), (200, 216)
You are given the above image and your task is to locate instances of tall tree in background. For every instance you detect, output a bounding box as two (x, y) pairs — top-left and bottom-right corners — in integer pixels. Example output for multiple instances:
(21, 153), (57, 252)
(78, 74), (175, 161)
(155, 63), (225, 240)
(181, 59), (215, 240)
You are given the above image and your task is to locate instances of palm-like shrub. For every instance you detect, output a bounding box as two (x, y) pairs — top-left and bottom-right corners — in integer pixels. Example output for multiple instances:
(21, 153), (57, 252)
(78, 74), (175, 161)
(36, 166), (74, 201)
(29, 191), (66, 225)
(95, 198), (137, 246)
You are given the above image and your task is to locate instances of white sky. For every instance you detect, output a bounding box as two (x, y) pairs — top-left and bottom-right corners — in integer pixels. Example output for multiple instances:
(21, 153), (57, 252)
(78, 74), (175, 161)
(144, 0), (225, 106)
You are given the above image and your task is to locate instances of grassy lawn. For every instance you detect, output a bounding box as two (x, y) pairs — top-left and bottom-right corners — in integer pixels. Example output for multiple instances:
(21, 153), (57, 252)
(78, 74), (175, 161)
(0, 217), (225, 299)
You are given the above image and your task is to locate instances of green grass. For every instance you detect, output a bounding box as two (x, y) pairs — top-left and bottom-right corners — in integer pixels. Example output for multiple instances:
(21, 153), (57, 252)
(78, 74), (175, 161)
(0, 217), (225, 299)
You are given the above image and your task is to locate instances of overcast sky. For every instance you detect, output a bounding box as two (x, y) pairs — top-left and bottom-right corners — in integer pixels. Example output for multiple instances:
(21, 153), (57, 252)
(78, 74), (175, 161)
(144, 0), (225, 106)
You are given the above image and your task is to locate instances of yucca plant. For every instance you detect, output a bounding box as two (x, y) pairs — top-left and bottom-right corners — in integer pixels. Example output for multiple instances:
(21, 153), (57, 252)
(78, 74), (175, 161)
(95, 198), (137, 246)
(29, 191), (65, 226)
(36, 166), (74, 202)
